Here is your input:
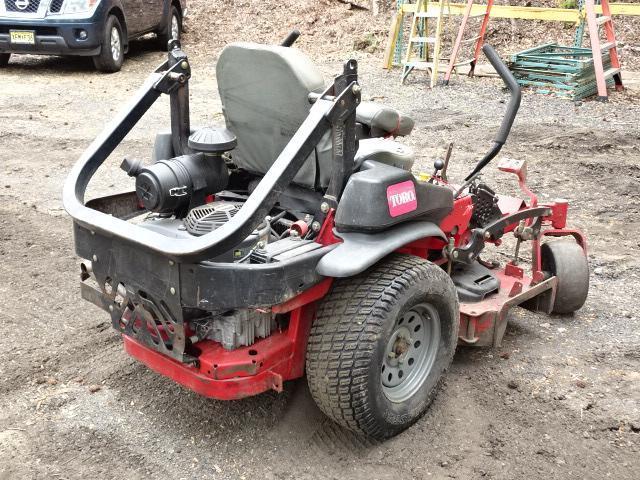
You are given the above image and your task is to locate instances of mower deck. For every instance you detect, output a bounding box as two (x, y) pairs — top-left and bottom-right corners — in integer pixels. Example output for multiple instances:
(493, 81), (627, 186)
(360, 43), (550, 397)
(458, 264), (557, 347)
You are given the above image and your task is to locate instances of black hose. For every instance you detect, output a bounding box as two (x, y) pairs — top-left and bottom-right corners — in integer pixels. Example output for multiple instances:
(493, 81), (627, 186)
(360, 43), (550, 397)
(463, 45), (521, 182)
(281, 30), (301, 47)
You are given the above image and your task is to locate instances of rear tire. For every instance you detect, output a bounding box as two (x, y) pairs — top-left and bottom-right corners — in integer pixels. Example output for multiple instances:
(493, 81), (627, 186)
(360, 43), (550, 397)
(157, 5), (182, 51)
(0, 53), (10, 67)
(93, 15), (124, 73)
(306, 254), (459, 439)
(541, 240), (589, 314)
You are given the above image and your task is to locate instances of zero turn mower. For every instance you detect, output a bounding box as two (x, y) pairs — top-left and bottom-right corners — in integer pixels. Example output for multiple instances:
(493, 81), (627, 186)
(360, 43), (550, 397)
(64, 32), (589, 439)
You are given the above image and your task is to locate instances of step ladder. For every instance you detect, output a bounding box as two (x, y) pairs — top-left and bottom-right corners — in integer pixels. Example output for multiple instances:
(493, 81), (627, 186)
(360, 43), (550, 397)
(584, 0), (623, 100)
(443, 0), (493, 85)
(400, 0), (448, 88)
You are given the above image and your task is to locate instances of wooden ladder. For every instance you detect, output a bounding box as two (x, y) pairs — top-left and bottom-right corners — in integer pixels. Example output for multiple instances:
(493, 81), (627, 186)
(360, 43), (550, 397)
(443, 0), (493, 85)
(584, 0), (623, 100)
(400, 0), (448, 88)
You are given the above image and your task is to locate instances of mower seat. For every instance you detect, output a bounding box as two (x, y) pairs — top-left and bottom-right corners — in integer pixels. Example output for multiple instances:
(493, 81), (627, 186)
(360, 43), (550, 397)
(356, 102), (414, 138)
(217, 42), (415, 189)
(217, 42), (329, 189)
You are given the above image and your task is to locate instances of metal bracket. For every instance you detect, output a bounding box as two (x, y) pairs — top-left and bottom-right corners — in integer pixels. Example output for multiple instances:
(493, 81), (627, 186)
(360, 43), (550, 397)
(148, 40), (194, 156)
(169, 186), (188, 197)
(451, 206), (551, 264)
(322, 59), (361, 210)
(152, 57), (191, 94)
(498, 157), (538, 209)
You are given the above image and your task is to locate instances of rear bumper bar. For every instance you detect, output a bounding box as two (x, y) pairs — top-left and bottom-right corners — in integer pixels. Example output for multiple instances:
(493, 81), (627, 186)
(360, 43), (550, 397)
(120, 283), (329, 400)
(123, 335), (289, 400)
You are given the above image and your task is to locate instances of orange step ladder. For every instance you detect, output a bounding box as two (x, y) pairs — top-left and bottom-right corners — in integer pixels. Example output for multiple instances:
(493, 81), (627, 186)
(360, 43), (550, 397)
(443, 0), (493, 85)
(584, 0), (623, 100)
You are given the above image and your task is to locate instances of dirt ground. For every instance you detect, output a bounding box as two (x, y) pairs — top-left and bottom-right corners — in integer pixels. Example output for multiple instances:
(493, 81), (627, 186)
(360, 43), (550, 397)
(1, 8), (640, 480)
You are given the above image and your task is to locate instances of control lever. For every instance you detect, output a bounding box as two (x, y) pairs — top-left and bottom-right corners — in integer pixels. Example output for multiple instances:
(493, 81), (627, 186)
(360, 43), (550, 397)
(281, 30), (301, 47)
(432, 159), (445, 177)
(455, 45), (522, 197)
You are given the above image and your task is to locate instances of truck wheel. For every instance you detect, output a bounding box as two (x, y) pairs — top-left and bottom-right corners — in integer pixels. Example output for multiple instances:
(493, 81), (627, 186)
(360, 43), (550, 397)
(306, 254), (459, 439)
(0, 53), (10, 67)
(158, 5), (182, 51)
(93, 15), (124, 73)
(541, 240), (589, 314)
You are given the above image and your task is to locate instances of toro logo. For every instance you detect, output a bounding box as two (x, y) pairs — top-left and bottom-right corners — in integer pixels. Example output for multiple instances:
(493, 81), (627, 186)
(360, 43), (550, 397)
(387, 180), (417, 218)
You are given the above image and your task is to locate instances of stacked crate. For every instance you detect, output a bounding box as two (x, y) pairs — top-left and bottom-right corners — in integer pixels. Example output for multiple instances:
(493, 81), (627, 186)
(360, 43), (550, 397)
(508, 43), (615, 101)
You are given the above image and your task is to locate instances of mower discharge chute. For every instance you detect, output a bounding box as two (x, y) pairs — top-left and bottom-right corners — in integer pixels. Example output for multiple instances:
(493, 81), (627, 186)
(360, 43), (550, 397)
(63, 35), (589, 440)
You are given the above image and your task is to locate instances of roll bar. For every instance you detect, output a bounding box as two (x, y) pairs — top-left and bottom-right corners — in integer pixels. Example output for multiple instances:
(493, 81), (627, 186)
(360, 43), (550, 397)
(63, 42), (361, 263)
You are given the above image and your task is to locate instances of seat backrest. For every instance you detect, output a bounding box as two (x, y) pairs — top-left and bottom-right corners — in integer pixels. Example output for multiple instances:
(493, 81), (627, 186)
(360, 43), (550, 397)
(216, 42), (332, 189)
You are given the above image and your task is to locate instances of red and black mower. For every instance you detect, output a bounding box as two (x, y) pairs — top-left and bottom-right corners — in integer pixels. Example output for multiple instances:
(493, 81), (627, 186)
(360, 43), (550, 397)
(63, 33), (589, 439)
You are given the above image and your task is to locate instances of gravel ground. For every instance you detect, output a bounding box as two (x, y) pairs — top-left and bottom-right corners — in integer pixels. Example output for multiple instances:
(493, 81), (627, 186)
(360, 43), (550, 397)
(0, 22), (639, 480)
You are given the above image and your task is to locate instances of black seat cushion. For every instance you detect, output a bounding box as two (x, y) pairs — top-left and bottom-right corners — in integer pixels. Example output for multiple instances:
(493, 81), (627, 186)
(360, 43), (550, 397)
(354, 138), (414, 171)
(356, 102), (415, 137)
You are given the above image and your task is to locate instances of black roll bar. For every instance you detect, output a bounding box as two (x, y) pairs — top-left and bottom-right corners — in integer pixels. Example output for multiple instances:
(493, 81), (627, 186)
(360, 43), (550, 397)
(63, 43), (361, 264)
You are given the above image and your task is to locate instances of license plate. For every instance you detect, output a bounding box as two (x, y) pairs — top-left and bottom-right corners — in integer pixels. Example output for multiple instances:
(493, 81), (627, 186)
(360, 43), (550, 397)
(10, 30), (35, 45)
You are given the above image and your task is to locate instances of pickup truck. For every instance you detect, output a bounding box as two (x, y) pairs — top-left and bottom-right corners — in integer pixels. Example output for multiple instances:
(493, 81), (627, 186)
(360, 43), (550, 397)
(0, 0), (187, 72)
